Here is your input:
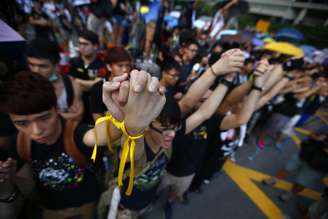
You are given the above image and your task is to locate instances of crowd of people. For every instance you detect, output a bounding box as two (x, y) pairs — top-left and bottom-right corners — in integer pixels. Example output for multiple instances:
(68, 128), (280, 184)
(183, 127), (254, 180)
(1, 0), (328, 219)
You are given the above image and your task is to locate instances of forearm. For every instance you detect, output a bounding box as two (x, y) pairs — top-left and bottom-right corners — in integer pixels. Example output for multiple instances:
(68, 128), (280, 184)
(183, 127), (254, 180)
(84, 121), (122, 147)
(236, 90), (261, 124)
(179, 68), (217, 113)
(219, 80), (252, 110)
(256, 78), (289, 110)
(76, 78), (101, 92)
(119, 135), (144, 162)
(263, 65), (284, 92)
(185, 84), (229, 134)
(293, 87), (319, 100)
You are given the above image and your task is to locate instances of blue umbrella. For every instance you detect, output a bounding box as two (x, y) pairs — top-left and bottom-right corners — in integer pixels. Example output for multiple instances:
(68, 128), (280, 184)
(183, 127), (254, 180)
(252, 37), (265, 47)
(300, 45), (317, 58)
(276, 28), (304, 43)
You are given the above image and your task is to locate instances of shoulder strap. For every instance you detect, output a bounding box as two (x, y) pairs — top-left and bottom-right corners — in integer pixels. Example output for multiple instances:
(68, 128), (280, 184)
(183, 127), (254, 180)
(62, 75), (74, 107)
(64, 120), (87, 168)
(16, 132), (32, 161)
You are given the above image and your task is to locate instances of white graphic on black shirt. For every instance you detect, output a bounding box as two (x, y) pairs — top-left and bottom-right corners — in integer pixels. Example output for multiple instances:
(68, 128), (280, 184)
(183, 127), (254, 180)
(32, 153), (84, 191)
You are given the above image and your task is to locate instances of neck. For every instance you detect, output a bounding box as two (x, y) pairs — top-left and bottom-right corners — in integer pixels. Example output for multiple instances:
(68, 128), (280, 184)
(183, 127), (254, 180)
(159, 78), (168, 88)
(82, 53), (96, 65)
(182, 54), (190, 63)
(144, 131), (161, 152)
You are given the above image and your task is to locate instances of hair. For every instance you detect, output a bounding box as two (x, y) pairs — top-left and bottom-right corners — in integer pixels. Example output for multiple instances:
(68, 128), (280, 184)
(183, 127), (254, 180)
(25, 38), (60, 64)
(0, 71), (57, 115)
(157, 95), (181, 127)
(209, 52), (222, 66)
(78, 30), (99, 45)
(104, 46), (132, 64)
(182, 38), (199, 49)
(161, 58), (181, 74)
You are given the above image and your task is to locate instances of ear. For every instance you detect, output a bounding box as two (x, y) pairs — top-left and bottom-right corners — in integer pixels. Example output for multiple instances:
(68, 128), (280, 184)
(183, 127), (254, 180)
(106, 64), (112, 72)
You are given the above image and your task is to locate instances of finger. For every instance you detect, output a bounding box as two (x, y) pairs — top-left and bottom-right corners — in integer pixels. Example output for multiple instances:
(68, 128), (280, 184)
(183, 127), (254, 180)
(131, 70), (148, 92)
(231, 62), (244, 68)
(117, 81), (129, 106)
(103, 81), (121, 93)
(148, 76), (160, 93)
(112, 73), (128, 82)
(158, 86), (166, 95)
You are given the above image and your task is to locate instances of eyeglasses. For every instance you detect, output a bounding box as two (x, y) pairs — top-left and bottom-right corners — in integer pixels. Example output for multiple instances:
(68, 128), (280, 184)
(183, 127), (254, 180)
(78, 41), (92, 47)
(149, 123), (178, 135)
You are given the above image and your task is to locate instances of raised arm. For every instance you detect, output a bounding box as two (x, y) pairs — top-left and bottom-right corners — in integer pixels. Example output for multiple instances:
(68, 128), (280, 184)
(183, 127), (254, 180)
(256, 77), (290, 110)
(220, 61), (270, 130)
(83, 71), (166, 156)
(185, 74), (234, 134)
(179, 49), (244, 113)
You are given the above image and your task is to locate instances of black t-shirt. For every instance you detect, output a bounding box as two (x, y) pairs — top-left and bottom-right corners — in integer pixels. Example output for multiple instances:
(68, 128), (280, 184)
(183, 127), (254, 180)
(113, 0), (127, 16)
(69, 57), (106, 80)
(15, 120), (100, 209)
(303, 95), (326, 115)
(167, 119), (211, 176)
(205, 114), (225, 155)
(90, 0), (113, 19)
(274, 94), (303, 117)
(90, 80), (107, 114)
(120, 143), (169, 211)
(0, 112), (16, 137)
(30, 9), (52, 38)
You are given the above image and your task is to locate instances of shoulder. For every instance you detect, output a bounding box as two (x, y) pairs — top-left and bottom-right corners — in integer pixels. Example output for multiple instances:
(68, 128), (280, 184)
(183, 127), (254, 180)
(91, 80), (104, 93)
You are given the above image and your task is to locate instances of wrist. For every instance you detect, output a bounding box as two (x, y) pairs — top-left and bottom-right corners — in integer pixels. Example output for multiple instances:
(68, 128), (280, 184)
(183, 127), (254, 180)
(251, 84), (263, 92)
(124, 121), (145, 136)
(220, 78), (234, 89)
(210, 66), (219, 77)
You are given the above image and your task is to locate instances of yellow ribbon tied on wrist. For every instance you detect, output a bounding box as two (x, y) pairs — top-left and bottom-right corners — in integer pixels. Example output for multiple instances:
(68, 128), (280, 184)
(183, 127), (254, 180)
(91, 113), (143, 196)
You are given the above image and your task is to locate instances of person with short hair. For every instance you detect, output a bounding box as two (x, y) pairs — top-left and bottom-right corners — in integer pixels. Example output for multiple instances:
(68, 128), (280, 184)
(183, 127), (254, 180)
(89, 46), (133, 121)
(26, 38), (84, 121)
(69, 30), (106, 89)
(159, 58), (181, 97)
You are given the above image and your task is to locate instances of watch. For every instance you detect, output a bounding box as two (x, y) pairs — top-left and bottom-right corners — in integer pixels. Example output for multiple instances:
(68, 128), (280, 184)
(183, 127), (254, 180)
(220, 78), (234, 89)
(251, 84), (263, 92)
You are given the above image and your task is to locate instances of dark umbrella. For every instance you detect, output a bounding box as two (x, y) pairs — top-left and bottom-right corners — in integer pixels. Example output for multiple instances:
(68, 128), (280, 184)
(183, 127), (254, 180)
(227, 0), (249, 18)
(275, 27), (304, 43)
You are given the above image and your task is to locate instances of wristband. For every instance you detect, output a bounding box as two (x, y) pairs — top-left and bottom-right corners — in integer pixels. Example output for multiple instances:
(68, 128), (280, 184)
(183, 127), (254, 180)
(92, 113), (144, 196)
(210, 66), (218, 77)
(251, 84), (263, 92)
(283, 74), (293, 80)
(220, 78), (234, 89)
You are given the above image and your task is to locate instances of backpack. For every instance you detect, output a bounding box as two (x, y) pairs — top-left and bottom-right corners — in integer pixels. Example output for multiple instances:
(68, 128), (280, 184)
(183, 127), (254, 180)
(16, 119), (87, 168)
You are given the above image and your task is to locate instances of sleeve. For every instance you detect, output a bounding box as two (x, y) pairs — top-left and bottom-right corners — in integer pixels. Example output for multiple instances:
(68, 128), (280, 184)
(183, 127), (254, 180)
(74, 122), (94, 157)
(89, 81), (107, 114)
(67, 58), (79, 78)
(0, 113), (17, 137)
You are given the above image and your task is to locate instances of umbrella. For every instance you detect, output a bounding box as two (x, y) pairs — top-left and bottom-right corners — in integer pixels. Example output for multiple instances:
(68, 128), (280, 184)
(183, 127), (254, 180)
(300, 45), (317, 58)
(227, 0), (250, 18)
(216, 29), (238, 40)
(252, 37), (265, 47)
(263, 42), (304, 57)
(276, 27), (304, 43)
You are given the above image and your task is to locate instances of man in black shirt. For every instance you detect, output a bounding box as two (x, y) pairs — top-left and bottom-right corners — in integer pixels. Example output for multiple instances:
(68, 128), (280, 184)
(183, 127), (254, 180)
(69, 30), (106, 89)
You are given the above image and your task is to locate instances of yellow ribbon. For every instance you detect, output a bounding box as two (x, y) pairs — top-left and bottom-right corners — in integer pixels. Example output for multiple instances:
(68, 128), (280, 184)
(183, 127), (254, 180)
(91, 113), (143, 196)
